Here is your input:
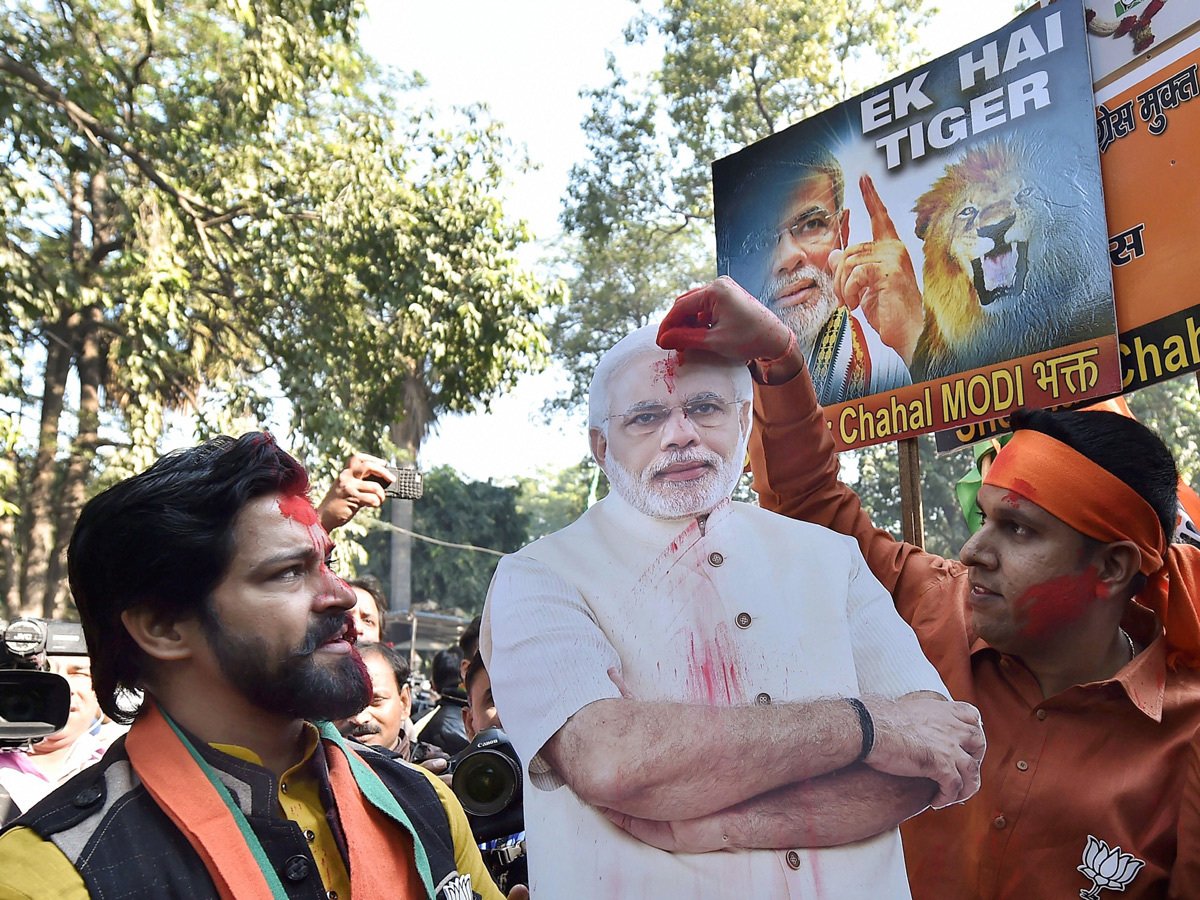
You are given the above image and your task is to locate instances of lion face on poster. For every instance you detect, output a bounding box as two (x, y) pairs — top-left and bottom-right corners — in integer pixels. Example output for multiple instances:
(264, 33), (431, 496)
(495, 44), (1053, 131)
(911, 137), (1110, 380)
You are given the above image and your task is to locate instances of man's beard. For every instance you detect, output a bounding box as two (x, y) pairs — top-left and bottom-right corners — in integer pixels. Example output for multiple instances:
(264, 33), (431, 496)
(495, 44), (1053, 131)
(764, 265), (839, 355)
(201, 609), (371, 721)
(606, 439), (747, 520)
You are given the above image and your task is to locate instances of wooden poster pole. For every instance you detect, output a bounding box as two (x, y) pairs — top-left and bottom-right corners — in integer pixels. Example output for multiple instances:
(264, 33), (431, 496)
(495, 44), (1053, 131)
(898, 437), (926, 549)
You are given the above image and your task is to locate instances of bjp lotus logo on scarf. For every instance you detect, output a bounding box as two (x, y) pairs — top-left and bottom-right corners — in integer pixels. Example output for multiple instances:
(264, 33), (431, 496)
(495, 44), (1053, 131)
(1077, 835), (1144, 898)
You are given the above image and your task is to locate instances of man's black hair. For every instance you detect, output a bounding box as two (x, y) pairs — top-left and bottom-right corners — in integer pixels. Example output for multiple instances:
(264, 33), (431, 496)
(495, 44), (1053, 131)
(348, 575), (388, 636)
(357, 641), (410, 693)
(1011, 408), (1178, 592)
(431, 646), (463, 694)
(458, 615), (481, 661)
(68, 432), (309, 723)
(464, 651), (488, 698)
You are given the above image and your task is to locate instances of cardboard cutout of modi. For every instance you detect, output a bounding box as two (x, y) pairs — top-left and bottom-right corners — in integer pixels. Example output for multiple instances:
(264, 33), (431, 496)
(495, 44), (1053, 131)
(480, 324), (985, 899)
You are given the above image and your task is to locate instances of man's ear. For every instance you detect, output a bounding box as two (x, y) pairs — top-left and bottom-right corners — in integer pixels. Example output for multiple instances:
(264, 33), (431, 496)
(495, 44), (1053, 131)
(120, 606), (200, 662)
(589, 428), (608, 471)
(399, 683), (413, 721)
(461, 704), (474, 742)
(1095, 540), (1144, 600)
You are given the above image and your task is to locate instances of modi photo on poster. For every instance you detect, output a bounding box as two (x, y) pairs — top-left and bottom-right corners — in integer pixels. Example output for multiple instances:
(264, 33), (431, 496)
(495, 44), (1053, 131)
(713, 0), (1121, 451)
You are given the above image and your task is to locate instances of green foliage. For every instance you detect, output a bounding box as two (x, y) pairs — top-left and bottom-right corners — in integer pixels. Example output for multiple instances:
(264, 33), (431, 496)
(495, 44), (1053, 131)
(549, 63), (711, 412)
(516, 457), (607, 540)
(846, 436), (972, 561)
(651, 0), (930, 217)
(552, 0), (930, 409)
(0, 0), (558, 614)
(410, 466), (529, 616)
(1125, 376), (1200, 486)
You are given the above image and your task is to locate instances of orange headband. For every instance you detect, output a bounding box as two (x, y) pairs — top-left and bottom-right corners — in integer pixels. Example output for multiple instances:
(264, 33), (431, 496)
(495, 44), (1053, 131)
(983, 429), (1166, 576)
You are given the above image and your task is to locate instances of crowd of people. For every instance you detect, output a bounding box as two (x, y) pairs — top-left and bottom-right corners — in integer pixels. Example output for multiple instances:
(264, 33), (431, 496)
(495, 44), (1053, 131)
(0, 277), (1197, 899)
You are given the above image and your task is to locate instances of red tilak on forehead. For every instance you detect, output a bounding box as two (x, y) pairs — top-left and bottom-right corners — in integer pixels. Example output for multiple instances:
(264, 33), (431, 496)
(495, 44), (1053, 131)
(277, 492), (318, 527)
(277, 492), (328, 558)
(651, 353), (679, 394)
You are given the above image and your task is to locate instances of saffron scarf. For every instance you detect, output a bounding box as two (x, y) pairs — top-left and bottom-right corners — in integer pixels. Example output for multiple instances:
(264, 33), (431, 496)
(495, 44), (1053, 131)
(125, 701), (435, 900)
(984, 429), (1200, 668)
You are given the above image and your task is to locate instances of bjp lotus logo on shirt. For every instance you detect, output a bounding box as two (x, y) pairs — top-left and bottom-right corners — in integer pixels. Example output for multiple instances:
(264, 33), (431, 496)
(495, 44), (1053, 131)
(1077, 835), (1144, 898)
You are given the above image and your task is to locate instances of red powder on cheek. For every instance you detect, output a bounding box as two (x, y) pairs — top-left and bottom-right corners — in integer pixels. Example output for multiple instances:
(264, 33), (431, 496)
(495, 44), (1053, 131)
(651, 354), (679, 394)
(1014, 566), (1101, 640)
(278, 493), (319, 527)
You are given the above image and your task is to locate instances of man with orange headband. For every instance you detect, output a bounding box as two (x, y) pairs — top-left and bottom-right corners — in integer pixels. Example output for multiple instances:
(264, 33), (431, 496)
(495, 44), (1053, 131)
(658, 278), (1200, 900)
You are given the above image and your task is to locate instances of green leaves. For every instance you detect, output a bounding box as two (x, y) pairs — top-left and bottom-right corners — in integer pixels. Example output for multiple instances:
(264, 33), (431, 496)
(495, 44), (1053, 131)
(553, 0), (929, 409)
(0, 0), (557, 614)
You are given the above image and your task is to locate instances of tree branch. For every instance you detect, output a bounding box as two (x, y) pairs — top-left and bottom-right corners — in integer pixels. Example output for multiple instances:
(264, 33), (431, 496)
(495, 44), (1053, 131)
(0, 49), (224, 224)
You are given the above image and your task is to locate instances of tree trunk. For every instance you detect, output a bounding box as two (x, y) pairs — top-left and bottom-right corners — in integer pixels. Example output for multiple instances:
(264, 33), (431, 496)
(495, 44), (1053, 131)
(46, 305), (103, 618)
(19, 332), (73, 616)
(387, 371), (433, 618)
(0, 513), (16, 619)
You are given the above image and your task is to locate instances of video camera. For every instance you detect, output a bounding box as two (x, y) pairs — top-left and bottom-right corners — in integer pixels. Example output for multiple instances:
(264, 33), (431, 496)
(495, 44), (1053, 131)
(448, 727), (526, 891)
(0, 617), (86, 747)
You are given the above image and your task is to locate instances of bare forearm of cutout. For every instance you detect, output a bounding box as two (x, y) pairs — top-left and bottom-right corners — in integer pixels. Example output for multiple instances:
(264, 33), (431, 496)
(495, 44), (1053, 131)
(541, 697), (863, 820)
(544, 692), (982, 821)
(605, 765), (936, 853)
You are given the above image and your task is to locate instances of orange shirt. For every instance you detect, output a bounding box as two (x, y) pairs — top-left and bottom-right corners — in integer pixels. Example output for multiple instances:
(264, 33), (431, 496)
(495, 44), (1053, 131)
(748, 367), (1200, 900)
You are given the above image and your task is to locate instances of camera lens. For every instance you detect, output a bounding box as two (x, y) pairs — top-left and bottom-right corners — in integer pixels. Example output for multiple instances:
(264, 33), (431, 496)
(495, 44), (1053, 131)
(0, 692), (40, 723)
(454, 749), (519, 817)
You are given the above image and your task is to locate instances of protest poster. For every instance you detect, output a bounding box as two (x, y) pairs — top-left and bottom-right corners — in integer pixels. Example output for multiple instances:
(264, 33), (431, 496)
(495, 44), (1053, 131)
(1099, 23), (1200, 389)
(935, 4), (1200, 452)
(712, 0), (1120, 452)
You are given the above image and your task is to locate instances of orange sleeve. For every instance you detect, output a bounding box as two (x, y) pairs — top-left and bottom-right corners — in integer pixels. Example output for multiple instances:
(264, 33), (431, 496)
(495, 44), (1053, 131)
(748, 366), (962, 624)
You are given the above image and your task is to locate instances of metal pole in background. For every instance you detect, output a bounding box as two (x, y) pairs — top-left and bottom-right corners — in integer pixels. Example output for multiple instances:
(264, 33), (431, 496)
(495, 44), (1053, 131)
(389, 497), (413, 616)
(898, 437), (926, 549)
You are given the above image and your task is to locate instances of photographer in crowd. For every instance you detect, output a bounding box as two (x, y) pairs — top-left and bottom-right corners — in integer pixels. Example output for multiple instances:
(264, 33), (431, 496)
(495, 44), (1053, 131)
(0, 654), (110, 825)
(417, 647), (470, 755)
(457, 652), (526, 895)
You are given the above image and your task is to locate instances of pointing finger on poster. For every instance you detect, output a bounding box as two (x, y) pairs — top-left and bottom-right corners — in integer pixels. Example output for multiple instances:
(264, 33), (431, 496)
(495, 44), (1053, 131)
(862, 171), (901, 242)
(831, 175), (924, 367)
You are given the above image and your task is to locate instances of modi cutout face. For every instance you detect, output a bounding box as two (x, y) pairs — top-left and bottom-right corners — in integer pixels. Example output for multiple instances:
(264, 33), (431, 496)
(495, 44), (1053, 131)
(592, 345), (750, 520)
(762, 173), (849, 353)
